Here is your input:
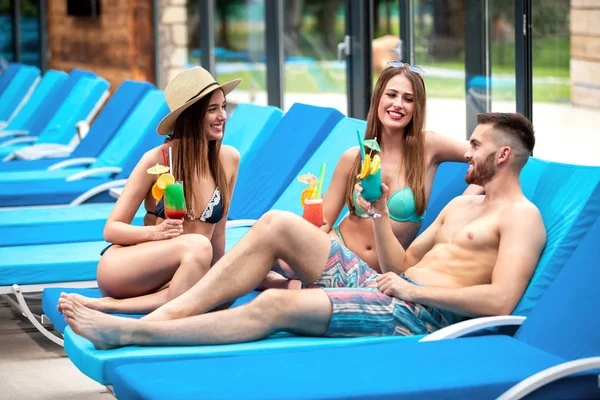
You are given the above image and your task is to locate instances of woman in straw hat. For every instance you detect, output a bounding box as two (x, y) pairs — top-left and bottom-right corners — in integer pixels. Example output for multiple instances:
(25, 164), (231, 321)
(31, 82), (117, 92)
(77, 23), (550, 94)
(74, 67), (243, 314)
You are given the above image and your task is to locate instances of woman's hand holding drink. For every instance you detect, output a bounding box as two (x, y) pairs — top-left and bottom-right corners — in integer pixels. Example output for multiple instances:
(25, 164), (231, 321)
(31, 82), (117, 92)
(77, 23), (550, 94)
(152, 218), (184, 241)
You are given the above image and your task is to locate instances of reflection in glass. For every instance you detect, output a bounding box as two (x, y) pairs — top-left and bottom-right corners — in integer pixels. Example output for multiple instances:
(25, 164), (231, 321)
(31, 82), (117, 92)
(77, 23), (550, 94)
(283, 0), (346, 112)
(532, 0), (598, 165)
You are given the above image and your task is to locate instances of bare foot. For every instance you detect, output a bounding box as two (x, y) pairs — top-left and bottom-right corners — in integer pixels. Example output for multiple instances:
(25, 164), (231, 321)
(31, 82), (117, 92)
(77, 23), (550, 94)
(57, 293), (115, 314)
(60, 296), (134, 350)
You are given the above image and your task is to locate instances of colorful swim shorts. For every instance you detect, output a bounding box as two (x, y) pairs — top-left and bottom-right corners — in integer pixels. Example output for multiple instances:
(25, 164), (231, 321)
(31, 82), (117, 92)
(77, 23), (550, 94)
(310, 239), (461, 337)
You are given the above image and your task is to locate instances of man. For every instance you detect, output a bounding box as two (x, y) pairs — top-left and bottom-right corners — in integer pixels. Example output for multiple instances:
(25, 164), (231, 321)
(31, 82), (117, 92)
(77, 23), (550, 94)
(59, 112), (546, 349)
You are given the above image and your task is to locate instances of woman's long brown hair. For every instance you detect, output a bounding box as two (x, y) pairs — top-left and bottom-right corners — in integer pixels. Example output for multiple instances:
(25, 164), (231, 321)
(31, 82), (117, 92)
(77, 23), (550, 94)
(345, 66), (428, 216)
(167, 90), (230, 216)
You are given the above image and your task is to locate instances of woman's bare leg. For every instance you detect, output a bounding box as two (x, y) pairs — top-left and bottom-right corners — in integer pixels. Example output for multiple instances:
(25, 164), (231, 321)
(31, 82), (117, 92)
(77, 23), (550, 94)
(144, 210), (333, 321)
(61, 288), (333, 349)
(60, 234), (213, 315)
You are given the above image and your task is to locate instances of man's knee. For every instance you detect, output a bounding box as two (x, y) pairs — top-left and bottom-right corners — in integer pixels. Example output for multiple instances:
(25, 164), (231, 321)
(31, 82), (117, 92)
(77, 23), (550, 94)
(178, 234), (213, 266)
(258, 210), (303, 236)
(250, 289), (294, 323)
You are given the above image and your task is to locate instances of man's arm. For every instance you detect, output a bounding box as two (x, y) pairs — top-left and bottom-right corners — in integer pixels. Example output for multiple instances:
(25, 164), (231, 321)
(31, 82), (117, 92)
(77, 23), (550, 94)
(393, 203), (546, 317)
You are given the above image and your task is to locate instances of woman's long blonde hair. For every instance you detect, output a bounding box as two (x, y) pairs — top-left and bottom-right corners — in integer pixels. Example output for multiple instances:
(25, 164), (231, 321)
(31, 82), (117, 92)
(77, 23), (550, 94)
(345, 66), (428, 215)
(167, 90), (230, 216)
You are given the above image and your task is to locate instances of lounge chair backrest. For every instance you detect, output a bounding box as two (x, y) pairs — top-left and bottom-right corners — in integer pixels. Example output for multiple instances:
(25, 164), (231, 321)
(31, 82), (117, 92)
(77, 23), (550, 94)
(514, 213), (600, 360)
(36, 76), (110, 145)
(1, 70), (68, 131)
(28, 69), (96, 137)
(0, 63), (21, 94)
(223, 103), (283, 160)
(513, 159), (600, 316)
(0, 65), (40, 120)
(70, 80), (154, 159)
(271, 117), (366, 216)
(111, 90), (170, 179)
(418, 162), (469, 235)
(230, 103), (344, 220)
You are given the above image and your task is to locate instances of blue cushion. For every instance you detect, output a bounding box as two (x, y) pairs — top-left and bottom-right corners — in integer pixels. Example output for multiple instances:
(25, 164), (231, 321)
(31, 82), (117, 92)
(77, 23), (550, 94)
(513, 159), (600, 315)
(0, 205), (146, 247)
(229, 103), (343, 220)
(515, 215), (600, 360)
(222, 103), (283, 159)
(418, 161), (469, 234)
(110, 336), (573, 400)
(0, 241), (108, 285)
(0, 64), (22, 94)
(0, 69), (68, 142)
(0, 65), (40, 120)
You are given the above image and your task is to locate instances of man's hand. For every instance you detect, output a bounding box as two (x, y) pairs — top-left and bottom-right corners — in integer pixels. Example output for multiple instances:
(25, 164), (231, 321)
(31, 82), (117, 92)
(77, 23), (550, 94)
(376, 272), (416, 301)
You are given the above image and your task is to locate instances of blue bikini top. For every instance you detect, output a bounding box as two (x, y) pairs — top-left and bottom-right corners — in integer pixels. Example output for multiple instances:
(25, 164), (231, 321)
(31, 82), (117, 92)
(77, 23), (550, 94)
(353, 186), (425, 223)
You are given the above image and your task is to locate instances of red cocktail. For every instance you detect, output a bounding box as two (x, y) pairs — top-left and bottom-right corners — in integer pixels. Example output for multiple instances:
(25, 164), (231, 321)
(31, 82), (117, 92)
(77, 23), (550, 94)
(303, 198), (323, 227)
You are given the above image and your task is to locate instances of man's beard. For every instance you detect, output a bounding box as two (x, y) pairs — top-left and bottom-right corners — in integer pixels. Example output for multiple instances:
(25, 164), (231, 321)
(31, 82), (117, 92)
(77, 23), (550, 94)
(465, 152), (496, 186)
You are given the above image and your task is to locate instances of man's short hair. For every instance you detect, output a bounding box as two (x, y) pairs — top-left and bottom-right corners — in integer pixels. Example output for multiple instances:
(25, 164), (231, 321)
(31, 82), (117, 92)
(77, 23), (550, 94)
(477, 112), (535, 167)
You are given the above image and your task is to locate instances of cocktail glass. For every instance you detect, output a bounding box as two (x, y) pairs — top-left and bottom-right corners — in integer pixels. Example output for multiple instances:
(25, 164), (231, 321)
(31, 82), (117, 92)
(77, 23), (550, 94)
(360, 166), (383, 218)
(164, 181), (187, 219)
(303, 198), (324, 227)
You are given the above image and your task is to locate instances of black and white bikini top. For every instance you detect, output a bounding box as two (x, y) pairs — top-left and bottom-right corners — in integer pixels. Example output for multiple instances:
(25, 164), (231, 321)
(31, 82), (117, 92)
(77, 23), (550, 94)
(152, 187), (224, 224)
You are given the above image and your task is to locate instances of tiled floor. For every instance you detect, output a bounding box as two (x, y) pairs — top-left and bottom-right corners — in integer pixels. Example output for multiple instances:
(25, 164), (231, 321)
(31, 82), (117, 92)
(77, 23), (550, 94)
(0, 296), (113, 400)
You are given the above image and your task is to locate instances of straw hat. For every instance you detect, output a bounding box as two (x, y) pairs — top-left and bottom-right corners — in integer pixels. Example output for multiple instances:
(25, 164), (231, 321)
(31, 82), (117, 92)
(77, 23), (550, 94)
(157, 67), (242, 135)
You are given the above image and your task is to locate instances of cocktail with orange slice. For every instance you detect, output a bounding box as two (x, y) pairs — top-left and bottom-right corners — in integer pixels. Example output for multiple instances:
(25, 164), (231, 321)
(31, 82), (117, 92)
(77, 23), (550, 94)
(359, 153), (382, 202)
(298, 173), (323, 227)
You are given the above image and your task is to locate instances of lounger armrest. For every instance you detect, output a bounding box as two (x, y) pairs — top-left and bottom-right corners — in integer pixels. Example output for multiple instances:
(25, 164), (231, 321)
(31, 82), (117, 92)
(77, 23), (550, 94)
(109, 187), (124, 199)
(0, 136), (38, 147)
(0, 129), (28, 139)
(225, 219), (258, 228)
(497, 357), (600, 400)
(12, 144), (74, 160)
(76, 121), (90, 139)
(0, 121), (8, 131)
(66, 167), (123, 182)
(48, 157), (98, 170)
(419, 315), (526, 342)
(70, 179), (128, 206)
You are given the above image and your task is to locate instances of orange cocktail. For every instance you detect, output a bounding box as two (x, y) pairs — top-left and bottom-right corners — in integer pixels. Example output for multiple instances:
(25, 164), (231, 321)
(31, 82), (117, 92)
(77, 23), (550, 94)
(303, 198), (323, 227)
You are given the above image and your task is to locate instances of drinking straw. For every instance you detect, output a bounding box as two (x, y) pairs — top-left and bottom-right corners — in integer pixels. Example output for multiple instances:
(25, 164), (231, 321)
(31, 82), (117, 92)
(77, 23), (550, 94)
(316, 162), (326, 199)
(168, 146), (173, 176)
(356, 129), (366, 160)
(162, 148), (167, 167)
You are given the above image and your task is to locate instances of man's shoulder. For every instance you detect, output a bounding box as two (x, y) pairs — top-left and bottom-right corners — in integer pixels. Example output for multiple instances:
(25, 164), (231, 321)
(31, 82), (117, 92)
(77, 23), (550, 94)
(500, 198), (545, 232)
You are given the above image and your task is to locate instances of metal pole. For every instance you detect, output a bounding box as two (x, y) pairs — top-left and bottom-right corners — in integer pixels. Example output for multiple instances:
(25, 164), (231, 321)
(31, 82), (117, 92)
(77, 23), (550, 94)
(38, 0), (48, 71)
(199, 0), (215, 76)
(345, 0), (373, 119)
(265, 0), (284, 108)
(515, 0), (533, 121)
(11, 0), (22, 63)
(152, 0), (161, 87)
(399, 0), (414, 64)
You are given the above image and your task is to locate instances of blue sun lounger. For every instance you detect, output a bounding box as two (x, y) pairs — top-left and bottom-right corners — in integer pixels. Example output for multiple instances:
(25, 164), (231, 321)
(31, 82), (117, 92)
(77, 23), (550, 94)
(229, 103), (344, 220)
(0, 65), (40, 123)
(0, 63), (22, 94)
(0, 69), (67, 140)
(112, 216), (600, 400)
(0, 89), (168, 207)
(0, 69), (96, 147)
(0, 80), (153, 172)
(0, 75), (110, 160)
(0, 103), (283, 246)
(54, 158), (600, 386)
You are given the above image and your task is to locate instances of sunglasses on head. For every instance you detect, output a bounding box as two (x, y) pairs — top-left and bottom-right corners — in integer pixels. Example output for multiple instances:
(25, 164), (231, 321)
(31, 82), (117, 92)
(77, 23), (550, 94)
(385, 61), (425, 77)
